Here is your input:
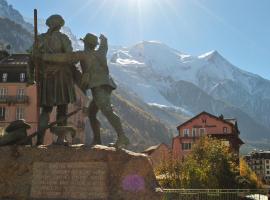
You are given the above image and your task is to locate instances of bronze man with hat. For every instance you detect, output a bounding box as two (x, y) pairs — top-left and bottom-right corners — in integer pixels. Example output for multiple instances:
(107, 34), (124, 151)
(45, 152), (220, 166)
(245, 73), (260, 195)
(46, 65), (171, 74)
(32, 14), (77, 145)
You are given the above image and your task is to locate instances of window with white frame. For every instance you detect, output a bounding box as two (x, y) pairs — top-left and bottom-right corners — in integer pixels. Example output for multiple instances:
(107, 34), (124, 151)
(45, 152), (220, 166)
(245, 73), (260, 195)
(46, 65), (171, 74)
(0, 88), (8, 99)
(16, 107), (25, 120)
(182, 143), (192, 150)
(223, 127), (228, 133)
(2, 73), (8, 82)
(183, 129), (189, 137)
(20, 73), (25, 82)
(199, 128), (205, 136)
(192, 128), (197, 137)
(17, 88), (25, 100)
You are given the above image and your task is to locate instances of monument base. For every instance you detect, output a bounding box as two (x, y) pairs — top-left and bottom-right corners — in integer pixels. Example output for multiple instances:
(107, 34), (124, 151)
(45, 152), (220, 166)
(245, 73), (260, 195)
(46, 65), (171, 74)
(0, 145), (161, 200)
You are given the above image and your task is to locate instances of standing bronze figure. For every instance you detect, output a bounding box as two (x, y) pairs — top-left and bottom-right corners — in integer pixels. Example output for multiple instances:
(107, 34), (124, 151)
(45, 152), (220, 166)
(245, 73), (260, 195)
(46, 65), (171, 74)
(80, 33), (129, 147)
(33, 15), (77, 145)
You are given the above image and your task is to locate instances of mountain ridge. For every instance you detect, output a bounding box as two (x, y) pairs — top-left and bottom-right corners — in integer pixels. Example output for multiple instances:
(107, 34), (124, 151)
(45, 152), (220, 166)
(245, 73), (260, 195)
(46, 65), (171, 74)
(108, 41), (270, 146)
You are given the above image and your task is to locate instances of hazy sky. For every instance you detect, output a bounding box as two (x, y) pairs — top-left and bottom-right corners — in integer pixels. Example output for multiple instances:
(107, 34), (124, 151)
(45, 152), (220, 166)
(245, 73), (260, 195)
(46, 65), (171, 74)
(7, 0), (270, 79)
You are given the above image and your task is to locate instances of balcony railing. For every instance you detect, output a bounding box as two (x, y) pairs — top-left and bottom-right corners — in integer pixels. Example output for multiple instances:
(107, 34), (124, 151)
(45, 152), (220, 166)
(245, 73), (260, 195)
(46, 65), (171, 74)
(0, 95), (29, 104)
(160, 189), (269, 200)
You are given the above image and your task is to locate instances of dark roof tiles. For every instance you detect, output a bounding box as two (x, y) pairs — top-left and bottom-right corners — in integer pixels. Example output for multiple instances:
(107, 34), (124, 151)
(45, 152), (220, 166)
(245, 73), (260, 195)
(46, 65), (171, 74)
(0, 54), (30, 66)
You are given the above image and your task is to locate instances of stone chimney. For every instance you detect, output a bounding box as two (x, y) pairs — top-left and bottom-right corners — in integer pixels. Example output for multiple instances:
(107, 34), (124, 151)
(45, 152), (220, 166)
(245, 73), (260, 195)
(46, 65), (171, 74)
(219, 114), (224, 120)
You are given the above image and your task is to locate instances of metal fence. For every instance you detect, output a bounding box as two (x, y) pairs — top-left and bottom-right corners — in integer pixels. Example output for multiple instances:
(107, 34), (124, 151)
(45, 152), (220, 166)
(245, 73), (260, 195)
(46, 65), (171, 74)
(160, 189), (269, 200)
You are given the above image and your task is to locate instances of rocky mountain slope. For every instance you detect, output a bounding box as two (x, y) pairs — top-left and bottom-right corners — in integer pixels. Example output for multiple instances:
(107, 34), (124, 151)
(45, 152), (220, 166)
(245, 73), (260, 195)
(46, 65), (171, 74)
(108, 41), (270, 146)
(0, 0), (81, 53)
(0, 0), (33, 52)
(0, 0), (32, 32)
(111, 91), (173, 151)
(0, 17), (33, 52)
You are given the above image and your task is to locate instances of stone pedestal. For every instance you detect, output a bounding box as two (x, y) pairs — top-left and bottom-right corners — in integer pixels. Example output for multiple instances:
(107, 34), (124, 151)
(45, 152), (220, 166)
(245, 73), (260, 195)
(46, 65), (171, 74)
(0, 145), (162, 200)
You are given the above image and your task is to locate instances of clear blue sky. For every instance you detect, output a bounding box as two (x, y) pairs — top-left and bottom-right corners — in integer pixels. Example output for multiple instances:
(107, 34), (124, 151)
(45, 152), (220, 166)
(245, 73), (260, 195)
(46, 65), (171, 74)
(7, 0), (270, 79)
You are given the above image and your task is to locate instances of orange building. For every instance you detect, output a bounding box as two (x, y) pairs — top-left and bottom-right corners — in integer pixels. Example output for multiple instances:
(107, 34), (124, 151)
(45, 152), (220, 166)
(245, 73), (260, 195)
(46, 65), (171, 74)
(0, 53), (38, 135)
(0, 52), (89, 144)
(172, 111), (244, 160)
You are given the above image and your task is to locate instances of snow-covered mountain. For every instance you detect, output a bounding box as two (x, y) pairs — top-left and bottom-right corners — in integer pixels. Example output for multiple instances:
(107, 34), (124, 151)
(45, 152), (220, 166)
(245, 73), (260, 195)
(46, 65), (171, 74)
(61, 26), (83, 51)
(107, 41), (270, 142)
(109, 41), (267, 99)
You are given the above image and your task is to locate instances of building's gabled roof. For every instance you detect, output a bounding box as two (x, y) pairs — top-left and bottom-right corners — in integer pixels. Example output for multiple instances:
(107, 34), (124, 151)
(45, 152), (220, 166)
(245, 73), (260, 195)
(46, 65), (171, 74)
(143, 144), (160, 154)
(0, 54), (30, 67)
(225, 118), (237, 125)
(177, 111), (237, 130)
(142, 143), (169, 155)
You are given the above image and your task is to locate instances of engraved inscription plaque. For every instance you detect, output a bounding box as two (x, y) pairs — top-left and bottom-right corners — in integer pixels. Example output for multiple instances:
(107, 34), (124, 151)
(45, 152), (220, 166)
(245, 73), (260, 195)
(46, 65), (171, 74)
(31, 162), (108, 199)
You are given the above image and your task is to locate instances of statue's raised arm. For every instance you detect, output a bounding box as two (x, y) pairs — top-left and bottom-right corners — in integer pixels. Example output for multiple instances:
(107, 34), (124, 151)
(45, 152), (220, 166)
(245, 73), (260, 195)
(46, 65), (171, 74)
(97, 34), (108, 56)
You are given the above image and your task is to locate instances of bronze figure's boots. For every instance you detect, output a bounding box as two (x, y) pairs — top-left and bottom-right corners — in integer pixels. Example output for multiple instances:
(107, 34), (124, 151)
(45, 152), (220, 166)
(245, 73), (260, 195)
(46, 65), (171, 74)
(114, 126), (130, 148)
(89, 118), (101, 145)
(102, 109), (130, 148)
(115, 134), (130, 148)
(88, 101), (102, 145)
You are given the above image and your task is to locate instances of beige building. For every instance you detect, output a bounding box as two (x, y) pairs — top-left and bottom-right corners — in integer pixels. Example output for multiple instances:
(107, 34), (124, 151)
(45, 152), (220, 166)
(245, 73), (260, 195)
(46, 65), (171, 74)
(244, 151), (270, 184)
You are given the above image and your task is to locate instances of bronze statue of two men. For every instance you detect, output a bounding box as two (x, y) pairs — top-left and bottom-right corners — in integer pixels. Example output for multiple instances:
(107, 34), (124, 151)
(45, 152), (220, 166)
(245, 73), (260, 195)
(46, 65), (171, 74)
(32, 14), (129, 148)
